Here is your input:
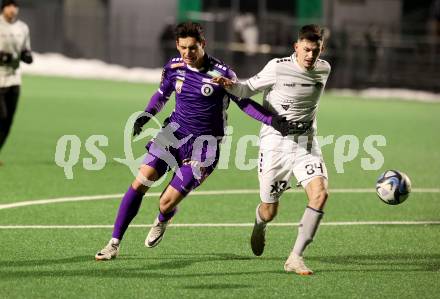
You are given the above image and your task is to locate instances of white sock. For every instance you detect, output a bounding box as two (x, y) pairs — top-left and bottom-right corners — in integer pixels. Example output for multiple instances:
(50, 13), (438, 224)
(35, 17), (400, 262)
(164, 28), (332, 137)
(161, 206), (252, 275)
(111, 238), (120, 245)
(292, 206), (323, 256)
(255, 204), (266, 225)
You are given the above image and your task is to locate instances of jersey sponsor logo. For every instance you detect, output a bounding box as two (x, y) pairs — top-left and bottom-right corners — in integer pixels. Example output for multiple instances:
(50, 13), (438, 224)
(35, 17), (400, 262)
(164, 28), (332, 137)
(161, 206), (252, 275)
(201, 84), (214, 96)
(284, 83), (295, 88)
(175, 79), (184, 94)
(283, 82), (319, 88)
(177, 69), (186, 75)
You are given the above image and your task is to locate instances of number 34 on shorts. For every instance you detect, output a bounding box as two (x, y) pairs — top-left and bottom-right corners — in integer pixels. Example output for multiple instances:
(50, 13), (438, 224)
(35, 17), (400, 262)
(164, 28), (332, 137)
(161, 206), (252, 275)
(258, 149), (328, 194)
(305, 162), (324, 175)
(297, 159), (328, 183)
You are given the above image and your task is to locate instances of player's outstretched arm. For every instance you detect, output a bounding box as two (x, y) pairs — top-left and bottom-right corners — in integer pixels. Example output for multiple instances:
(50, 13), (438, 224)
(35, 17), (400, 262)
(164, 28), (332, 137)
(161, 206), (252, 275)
(133, 91), (169, 136)
(233, 97), (288, 136)
(212, 76), (257, 98)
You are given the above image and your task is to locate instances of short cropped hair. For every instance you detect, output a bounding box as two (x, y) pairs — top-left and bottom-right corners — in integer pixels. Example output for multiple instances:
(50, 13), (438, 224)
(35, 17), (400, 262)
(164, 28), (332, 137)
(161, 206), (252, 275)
(1, 0), (19, 10)
(298, 24), (324, 42)
(175, 22), (205, 43)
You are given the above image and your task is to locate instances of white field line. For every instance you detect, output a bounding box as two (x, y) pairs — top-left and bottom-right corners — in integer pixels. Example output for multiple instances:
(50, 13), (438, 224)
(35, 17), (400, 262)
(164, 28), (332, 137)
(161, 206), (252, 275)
(0, 188), (439, 211)
(0, 221), (439, 229)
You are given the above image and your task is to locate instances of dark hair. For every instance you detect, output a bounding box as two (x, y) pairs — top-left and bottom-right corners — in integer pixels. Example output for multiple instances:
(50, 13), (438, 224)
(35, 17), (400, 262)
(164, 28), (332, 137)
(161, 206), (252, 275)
(1, 0), (19, 10)
(298, 24), (324, 42)
(174, 22), (205, 43)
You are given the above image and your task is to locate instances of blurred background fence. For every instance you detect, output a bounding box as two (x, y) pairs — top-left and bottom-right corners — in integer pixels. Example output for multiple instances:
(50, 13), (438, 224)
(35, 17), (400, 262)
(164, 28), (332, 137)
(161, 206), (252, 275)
(17, 0), (440, 91)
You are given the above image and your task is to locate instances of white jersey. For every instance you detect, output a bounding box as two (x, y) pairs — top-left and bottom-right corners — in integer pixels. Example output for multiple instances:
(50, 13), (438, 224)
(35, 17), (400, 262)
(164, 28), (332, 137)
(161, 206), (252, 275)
(0, 15), (31, 87)
(227, 54), (331, 152)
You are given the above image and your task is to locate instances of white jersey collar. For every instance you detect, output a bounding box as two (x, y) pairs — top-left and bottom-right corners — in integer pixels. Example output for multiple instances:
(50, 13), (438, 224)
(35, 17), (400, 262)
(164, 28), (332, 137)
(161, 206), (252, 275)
(291, 53), (316, 72)
(0, 14), (17, 25)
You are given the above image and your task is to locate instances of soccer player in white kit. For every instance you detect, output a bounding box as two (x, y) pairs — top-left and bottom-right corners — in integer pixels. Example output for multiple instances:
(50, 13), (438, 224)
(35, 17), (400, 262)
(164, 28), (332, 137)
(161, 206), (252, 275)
(0, 0), (33, 161)
(213, 24), (331, 275)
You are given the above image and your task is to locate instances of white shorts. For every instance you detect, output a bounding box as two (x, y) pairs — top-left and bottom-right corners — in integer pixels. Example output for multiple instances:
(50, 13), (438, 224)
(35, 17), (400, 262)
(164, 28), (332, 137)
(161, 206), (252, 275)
(258, 136), (328, 203)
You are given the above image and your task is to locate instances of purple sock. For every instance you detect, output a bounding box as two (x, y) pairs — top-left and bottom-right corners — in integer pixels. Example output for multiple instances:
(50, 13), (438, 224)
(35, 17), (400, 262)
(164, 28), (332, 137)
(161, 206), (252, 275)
(158, 208), (177, 222)
(112, 186), (144, 240)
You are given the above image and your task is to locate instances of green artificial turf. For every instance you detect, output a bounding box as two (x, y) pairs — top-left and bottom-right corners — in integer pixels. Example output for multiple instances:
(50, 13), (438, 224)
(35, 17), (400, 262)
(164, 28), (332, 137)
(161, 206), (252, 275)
(0, 75), (439, 298)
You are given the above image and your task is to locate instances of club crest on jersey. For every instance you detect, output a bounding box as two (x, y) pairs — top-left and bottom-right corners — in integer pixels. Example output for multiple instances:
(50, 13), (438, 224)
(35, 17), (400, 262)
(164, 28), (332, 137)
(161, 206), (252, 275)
(201, 84), (214, 96)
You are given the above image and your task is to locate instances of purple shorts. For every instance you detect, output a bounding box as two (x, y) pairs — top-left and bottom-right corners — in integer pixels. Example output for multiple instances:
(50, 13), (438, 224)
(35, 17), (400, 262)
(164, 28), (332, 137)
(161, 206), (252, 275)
(143, 131), (220, 196)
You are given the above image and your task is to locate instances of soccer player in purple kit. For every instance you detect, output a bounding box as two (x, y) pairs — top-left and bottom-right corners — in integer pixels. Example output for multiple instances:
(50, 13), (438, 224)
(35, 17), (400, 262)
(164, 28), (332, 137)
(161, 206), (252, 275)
(95, 21), (288, 260)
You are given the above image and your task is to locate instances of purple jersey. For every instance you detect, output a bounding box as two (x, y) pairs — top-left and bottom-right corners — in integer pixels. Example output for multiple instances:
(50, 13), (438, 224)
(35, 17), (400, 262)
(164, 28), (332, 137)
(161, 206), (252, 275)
(159, 54), (237, 137)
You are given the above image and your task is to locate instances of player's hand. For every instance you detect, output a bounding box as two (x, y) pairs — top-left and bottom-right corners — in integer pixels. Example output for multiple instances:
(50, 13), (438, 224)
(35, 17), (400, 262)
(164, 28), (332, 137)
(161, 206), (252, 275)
(133, 114), (150, 136)
(0, 51), (13, 65)
(271, 115), (289, 136)
(212, 76), (234, 88)
(20, 49), (33, 64)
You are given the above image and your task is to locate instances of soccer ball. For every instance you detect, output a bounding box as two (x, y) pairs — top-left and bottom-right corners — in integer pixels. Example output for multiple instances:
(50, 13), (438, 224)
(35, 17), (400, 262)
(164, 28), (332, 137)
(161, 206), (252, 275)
(375, 170), (412, 205)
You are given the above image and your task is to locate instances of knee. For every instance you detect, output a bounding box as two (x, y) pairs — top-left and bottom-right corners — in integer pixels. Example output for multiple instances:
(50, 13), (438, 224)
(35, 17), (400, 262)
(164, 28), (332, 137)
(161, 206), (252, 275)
(139, 166), (159, 182)
(132, 165), (160, 193)
(311, 190), (328, 210)
(259, 203), (278, 222)
(159, 196), (176, 213)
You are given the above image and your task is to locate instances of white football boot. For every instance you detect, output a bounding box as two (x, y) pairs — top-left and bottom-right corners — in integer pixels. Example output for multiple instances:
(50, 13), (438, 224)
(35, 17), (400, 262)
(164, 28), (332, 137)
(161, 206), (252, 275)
(95, 238), (120, 261)
(284, 252), (313, 275)
(145, 217), (169, 248)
